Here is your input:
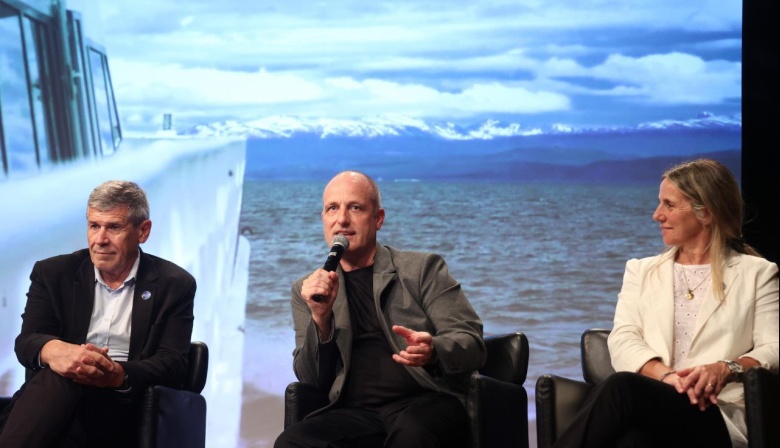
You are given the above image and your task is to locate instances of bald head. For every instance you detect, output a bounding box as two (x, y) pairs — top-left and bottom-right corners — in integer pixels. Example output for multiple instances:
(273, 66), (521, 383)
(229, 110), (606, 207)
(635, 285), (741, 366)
(324, 171), (382, 216)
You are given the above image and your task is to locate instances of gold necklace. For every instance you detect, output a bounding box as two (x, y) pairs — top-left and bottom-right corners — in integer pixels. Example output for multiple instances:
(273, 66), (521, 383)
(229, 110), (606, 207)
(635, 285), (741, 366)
(681, 266), (711, 300)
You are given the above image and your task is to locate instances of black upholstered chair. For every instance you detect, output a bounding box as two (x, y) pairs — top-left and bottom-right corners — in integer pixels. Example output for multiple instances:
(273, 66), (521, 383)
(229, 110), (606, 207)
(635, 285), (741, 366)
(139, 340), (210, 448)
(744, 366), (779, 448)
(535, 328), (779, 448)
(284, 332), (530, 448)
(534, 328), (612, 448)
(0, 341), (209, 448)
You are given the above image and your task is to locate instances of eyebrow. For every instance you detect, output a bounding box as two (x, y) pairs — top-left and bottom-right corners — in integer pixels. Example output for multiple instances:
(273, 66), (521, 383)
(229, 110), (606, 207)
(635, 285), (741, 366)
(88, 220), (125, 226)
(324, 200), (366, 207)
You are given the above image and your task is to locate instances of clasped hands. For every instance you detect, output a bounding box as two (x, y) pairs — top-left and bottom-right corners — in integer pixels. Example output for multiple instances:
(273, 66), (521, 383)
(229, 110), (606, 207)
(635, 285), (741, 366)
(662, 362), (733, 411)
(40, 340), (125, 388)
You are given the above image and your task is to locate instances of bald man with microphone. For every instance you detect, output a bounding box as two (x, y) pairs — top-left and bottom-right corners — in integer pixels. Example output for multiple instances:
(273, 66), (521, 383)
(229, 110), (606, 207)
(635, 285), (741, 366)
(275, 170), (486, 448)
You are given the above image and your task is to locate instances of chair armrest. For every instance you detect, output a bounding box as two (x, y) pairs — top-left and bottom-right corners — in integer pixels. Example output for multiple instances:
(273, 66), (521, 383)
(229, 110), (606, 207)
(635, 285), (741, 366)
(186, 341), (209, 394)
(466, 372), (529, 448)
(581, 329), (615, 385)
(481, 332), (529, 385)
(284, 382), (330, 429)
(535, 374), (593, 448)
(744, 367), (779, 448)
(139, 385), (206, 448)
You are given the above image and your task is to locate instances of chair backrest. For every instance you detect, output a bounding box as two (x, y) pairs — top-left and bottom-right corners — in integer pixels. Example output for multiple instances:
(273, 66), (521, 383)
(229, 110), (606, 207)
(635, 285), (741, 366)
(744, 367), (779, 448)
(479, 332), (529, 385)
(186, 341), (209, 393)
(581, 328), (615, 385)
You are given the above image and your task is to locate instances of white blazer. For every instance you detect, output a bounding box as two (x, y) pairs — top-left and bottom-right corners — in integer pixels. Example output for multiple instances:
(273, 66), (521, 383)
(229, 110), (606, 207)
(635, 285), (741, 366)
(608, 251), (779, 408)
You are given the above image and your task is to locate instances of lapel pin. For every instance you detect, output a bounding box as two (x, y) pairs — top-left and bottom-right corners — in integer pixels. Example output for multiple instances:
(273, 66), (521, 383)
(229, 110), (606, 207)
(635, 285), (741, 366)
(142, 291), (152, 301)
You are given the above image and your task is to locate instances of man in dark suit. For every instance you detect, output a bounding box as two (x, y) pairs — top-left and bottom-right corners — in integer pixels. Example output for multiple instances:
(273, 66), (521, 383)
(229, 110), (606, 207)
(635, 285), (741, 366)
(0, 180), (196, 447)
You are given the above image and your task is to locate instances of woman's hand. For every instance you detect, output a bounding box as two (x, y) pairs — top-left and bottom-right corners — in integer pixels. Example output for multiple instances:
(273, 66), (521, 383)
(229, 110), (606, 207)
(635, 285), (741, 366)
(676, 363), (731, 410)
(659, 370), (685, 391)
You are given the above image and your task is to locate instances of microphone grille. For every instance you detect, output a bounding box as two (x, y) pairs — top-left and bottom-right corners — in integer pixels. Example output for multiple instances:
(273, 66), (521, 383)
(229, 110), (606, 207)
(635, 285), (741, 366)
(332, 234), (350, 249)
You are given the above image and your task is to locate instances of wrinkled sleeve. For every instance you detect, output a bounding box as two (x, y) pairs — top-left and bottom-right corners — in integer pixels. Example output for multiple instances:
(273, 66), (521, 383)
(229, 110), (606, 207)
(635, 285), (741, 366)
(742, 261), (778, 368)
(608, 258), (664, 372)
(420, 253), (486, 375)
(15, 261), (64, 371)
(290, 281), (339, 389)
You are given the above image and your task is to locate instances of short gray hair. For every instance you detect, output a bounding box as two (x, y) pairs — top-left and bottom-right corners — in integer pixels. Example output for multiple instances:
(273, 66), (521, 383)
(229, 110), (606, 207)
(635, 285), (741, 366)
(87, 180), (149, 226)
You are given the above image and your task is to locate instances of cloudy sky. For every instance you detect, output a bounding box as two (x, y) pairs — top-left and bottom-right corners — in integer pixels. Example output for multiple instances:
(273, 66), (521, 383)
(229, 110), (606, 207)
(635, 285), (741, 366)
(92, 0), (742, 133)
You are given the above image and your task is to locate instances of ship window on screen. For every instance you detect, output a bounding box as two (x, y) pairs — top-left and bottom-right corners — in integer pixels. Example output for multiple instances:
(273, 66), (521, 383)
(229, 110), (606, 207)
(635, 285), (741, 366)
(0, 4), (39, 179)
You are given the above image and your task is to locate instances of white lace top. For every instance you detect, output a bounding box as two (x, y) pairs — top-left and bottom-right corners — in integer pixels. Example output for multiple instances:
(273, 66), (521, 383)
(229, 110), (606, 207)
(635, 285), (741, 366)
(672, 263), (711, 370)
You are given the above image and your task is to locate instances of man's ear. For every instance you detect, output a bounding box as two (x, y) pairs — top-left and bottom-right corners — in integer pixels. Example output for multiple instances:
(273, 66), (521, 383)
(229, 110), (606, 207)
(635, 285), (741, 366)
(375, 208), (385, 231)
(138, 219), (152, 243)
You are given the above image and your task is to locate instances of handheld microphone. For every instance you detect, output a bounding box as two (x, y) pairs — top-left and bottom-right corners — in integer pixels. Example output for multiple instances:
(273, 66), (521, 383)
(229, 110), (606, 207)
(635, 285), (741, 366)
(312, 235), (350, 302)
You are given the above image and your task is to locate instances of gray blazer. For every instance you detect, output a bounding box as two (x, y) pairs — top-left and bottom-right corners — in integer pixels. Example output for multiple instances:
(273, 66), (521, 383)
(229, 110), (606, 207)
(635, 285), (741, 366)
(290, 244), (486, 411)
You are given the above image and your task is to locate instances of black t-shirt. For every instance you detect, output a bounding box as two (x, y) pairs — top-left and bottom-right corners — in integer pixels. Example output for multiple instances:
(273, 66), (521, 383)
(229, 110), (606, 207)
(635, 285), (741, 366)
(339, 266), (424, 407)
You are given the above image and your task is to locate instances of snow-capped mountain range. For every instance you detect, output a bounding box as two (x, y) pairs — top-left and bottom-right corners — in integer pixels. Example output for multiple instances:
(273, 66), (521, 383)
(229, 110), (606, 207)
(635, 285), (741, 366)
(182, 112), (741, 140)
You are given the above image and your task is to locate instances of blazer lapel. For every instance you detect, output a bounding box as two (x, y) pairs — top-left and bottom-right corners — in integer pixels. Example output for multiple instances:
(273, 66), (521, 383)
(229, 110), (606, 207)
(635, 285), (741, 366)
(71, 258), (96, 343)
(372, 245), (396, 309)
(721, 257), (739, 298)
(371, 245), (401, 352)
(373, 272), (396, 310)
(129, 251), (158, 359)
(332, 269), (352, 370)
(691, 256), (739, 343)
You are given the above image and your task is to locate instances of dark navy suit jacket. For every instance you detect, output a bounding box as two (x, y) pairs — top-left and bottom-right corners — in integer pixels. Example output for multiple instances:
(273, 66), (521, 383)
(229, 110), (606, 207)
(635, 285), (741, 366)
(14, 248), (196, 393)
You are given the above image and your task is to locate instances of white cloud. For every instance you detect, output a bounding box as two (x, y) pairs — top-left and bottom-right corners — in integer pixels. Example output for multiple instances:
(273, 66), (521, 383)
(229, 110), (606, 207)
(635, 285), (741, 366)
(454, 83), (570, 113)
(110, 59), (571, 131)
(92, 0), (742, 130)
(588, 52), (741, 103)
(111, 61), (323, 106)
(318, 78), (571, 117)
(109, 46), (740, 132)
(97, 0), (741, 77)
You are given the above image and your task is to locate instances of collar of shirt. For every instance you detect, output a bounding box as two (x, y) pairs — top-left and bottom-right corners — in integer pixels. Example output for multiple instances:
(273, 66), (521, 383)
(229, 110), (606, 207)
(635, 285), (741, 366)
(94, 250), (141, 292)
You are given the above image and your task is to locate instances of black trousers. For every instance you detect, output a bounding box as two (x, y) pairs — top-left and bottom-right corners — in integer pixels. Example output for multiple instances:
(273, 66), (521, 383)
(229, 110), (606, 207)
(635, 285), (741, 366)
(554, 371), (732, 448)
(0, 368), (136, 448)
(274, 391), (469, 448)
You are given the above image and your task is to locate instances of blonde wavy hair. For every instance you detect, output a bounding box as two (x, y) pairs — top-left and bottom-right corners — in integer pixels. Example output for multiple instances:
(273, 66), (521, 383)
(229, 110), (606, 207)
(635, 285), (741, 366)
(660, 158), (759, 300)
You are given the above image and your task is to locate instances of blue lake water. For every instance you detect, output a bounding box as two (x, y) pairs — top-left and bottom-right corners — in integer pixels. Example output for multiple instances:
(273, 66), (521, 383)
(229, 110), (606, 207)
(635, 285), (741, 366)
(238, 179), (663, 443)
